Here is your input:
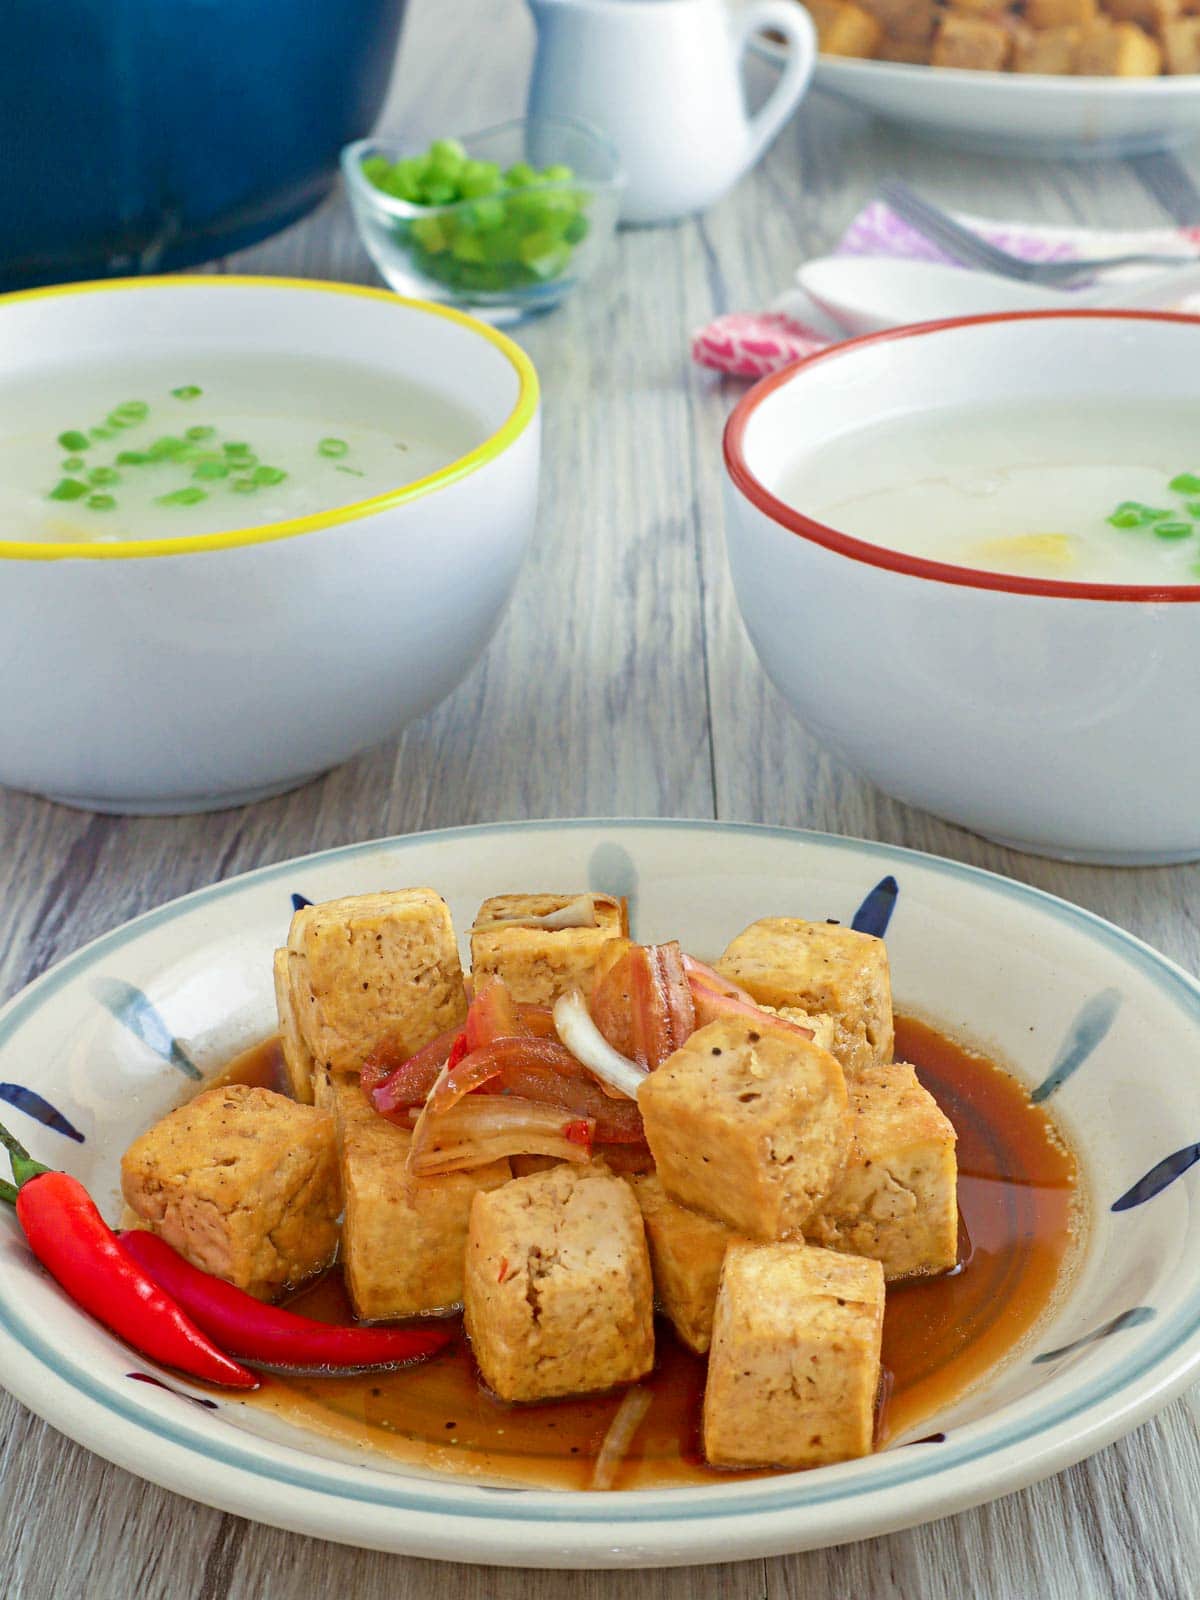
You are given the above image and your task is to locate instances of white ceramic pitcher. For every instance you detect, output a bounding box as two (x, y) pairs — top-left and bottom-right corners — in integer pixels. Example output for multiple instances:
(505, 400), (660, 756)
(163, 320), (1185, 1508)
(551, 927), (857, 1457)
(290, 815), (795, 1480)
(526, 0), (816, 225)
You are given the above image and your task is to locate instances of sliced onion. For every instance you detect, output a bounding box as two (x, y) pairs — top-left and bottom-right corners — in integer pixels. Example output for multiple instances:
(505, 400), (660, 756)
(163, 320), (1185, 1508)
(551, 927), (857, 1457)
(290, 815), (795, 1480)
(476, 893), (617, 933)
(553, 990), (647, 1100)
(406, 1096), (594, 1176)
(689, 979), (813, 1041)
(682, 955), (757, 1005)
(590, 1386), (653, 1491)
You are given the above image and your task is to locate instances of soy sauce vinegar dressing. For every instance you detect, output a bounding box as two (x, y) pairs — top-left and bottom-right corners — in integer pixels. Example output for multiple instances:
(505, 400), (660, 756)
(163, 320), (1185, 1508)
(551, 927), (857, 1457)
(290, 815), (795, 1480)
(222, 1016), (1082, 1489)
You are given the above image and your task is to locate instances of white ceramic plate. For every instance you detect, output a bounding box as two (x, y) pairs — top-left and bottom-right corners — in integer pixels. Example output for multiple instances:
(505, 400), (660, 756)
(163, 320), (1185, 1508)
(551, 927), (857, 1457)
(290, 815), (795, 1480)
(755, 30), (1200, 158)
(1, 820), (1199, 1567)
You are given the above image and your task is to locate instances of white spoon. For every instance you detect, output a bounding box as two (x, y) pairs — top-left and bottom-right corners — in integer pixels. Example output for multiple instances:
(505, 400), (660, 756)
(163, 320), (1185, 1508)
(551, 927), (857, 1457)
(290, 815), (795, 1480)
(795, 254), (1200, 337)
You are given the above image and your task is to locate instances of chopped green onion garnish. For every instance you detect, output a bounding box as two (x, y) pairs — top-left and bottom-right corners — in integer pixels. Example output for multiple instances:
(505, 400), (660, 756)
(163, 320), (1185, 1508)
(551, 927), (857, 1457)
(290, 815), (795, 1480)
(1155, 520), (1193, 539)
(146, 436), (187, 461)
(318, 437), (349, 458)
(86, 493), (116, 511)
(1107, 501), (1169, 529)
(88, 467), (120, 486)
(251, 465), (286, 486)
(155, 487), (207, 506)
(185, 425), (215, 441)
(192, 459), (229, 480)
(62, 456), (85, 472)
(223, 441), (253, 458)
(112, 401), (149, 424)
(171, 385), (203, 400)
(89, 426), (115, 441)
(335, 464), (366, 477)
(48, 477), (88, 501)
(116, 450), (149, 467)
(57, 430), (89, 453)
(1169, 472), (1200, 495)
(230, 477), (258, 494)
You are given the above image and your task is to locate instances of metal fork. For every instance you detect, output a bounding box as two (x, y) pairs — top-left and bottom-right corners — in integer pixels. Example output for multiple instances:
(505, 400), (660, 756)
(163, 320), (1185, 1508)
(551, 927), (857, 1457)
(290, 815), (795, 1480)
(879, 180), (1192, 287)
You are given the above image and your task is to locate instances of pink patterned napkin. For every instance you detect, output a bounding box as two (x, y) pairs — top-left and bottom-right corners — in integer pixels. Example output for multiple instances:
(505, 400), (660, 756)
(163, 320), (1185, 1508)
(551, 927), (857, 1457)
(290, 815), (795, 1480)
(691, 200), (1200, 380)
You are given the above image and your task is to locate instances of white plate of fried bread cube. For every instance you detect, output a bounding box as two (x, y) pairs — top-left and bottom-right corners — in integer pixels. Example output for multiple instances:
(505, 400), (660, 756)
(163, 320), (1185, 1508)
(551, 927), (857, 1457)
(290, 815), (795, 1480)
(753, 0), (1200, 156)
(1, 818), (1200, 1568)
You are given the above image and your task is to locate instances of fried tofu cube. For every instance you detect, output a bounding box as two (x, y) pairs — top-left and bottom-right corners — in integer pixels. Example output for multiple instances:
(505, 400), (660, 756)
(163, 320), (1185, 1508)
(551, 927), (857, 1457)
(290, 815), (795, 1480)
(638, 1017), (850, 1240)
(1077, 16), (1161, 70)
(1161, 13), (1200, 65)
(463, 1164), (654, 1402)
(469, 893), (626, 1006)
(765, 1004), (839, 1056)
(274, 947), (316, 1103)
(702, 1242), (885, 1470)
(1013, 23), (1081, 71)
(286, 889), (467, 1076)
(805, 1063), (958, 1280)
(931, 12), (1014, 66)
(877, 31), (935, 57)
(325, 1076), (510, 1320)
(809, 0), (885, 55)
(717, 918), (893, 1078)
(630, 1172), (731, 1354)
(1027, 0), (1095, 24)
(121, 1084), (339, 1300)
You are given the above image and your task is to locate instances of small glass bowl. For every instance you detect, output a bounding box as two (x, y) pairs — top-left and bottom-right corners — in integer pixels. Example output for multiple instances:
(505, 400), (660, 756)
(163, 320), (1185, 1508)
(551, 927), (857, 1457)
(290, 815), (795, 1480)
(342, 117), (625, 324)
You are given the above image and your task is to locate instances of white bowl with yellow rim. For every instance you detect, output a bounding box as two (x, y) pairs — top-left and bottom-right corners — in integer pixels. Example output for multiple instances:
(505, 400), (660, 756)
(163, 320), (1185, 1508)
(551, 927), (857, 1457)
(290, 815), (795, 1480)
(0, 276), (540, 814)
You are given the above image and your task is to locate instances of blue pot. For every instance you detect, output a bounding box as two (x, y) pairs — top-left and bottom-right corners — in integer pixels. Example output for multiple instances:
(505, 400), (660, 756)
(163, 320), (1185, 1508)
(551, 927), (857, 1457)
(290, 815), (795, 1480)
(2, 0), (408, 289)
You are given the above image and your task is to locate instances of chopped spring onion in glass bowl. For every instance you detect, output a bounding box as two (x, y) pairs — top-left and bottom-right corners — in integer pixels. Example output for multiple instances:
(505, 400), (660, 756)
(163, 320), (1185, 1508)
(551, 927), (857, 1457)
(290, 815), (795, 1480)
(342, 117), (625, 324)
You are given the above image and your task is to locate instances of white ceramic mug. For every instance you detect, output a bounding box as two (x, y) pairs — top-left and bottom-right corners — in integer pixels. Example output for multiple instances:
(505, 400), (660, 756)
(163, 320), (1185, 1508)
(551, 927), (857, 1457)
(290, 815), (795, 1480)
(527, 0), (816, 225)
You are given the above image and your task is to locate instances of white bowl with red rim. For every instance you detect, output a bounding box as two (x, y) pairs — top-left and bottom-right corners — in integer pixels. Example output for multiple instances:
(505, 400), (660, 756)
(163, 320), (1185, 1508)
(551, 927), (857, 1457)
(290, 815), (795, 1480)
(721, 310), (1200, 866)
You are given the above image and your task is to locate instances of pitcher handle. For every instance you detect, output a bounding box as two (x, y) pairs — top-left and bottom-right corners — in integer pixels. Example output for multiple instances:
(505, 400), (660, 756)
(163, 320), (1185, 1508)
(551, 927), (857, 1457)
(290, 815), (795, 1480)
(735, 1), (817, 171)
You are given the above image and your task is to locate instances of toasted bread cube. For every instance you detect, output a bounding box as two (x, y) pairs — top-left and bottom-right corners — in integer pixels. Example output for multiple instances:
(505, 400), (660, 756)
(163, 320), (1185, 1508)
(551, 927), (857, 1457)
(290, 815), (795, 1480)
(1104, 0), (1178, 27)
(1161, 13), (1200, 64)
(809, 0), (885, 54)
(1013, 22), (1081, 70)
(286, 889), (467, 1076)
(805, 1063), (958, 1280)
(469, 892), (626, 1006)
(274, 947), (316, 1103)
(638, 1017), (850, 1239)
(324, 1076), (510, 1320)
(1027, 0), (1095, 23)
(931, 11), (1013, 65)
(859, 0), (937, 36)
(121, 1084), (339, 1300)
(877, 31), (935, 57)
(463, 1165), (654, 1402)
(717, 918), (893, 1078)
(1077, 15), (1161, 69)
(703, 1242), (885, 1470)
(631, 1172), (731, 1354)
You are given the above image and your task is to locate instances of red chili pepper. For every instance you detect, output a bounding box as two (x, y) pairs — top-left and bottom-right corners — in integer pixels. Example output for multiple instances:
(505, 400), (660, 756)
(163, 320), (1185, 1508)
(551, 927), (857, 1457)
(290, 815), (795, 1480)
(121, 1231), (452, 1374)
(0, 1122), (257, 1391)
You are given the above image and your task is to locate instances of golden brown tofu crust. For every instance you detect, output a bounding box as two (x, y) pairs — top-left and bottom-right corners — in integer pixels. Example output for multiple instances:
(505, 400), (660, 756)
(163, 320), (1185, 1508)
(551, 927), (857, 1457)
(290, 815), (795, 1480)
(463, 1164), (654, 1402)
(120, 1083), (340, 1300)
(1077, 15), (1161, 69)
(702, 1242), (885, 1470)
(327, 1077), (510, 1320)
(286, 889), (468, 1075)
(1164, 13), (1200, 67)
(1013, 22), (1082, 71)
(631, 1172), (731, 1354)
(804, 1062), (959, 1280)
(273, 947), (316, 1104)
(638, 1017), (850, 1240)
(717, 918), (893, 1078)
(469, 893), (626, 1006)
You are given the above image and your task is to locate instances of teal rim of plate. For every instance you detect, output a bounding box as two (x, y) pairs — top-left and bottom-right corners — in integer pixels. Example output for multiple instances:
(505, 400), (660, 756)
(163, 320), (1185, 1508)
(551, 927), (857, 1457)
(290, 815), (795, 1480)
(2, 817), (1199, 1524)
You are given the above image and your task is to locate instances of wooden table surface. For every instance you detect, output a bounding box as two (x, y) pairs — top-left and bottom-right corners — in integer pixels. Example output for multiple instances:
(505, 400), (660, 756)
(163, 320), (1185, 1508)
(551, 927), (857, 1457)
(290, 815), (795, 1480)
(6, 2), (1200, 1595)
